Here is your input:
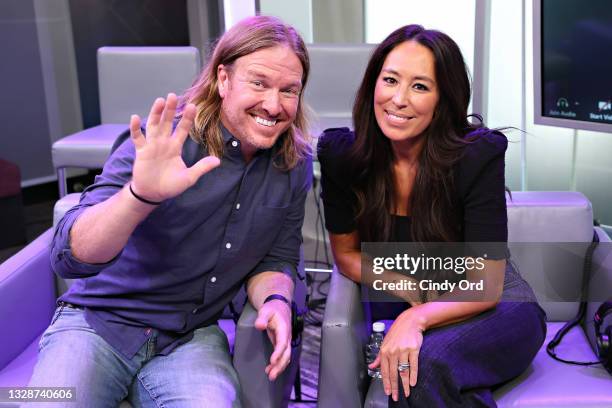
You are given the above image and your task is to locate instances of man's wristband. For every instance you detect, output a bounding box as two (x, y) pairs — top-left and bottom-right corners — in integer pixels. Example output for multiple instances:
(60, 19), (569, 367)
(263, 294), (290, 306)
(129, 183), (163, 206)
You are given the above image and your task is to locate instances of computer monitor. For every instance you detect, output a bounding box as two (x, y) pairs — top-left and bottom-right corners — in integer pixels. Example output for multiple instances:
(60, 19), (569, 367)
(533, 0), (612, 133)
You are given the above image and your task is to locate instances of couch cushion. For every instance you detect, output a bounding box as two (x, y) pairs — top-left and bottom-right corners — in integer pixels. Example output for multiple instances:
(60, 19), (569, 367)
(0, 338), (37, 407)
(51, 124), (128, 169)
(0, 335), (39, 388)
(494, 322), (612, 407)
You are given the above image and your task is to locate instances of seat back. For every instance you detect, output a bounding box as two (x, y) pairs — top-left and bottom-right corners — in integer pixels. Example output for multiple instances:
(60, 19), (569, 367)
(507, 191), (594, 321)
(98, 46), (201, 123)
(301, 44), (373, 262)
(303, 44), (374, 139)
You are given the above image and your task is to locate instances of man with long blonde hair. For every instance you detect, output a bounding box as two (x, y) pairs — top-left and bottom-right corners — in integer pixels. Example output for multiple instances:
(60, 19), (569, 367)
(28, 16), (312, 407)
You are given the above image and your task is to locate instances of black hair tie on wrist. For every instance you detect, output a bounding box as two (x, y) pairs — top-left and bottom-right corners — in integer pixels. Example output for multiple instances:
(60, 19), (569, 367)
(129, 183), (162, 206)
(263, 294), (290, 306)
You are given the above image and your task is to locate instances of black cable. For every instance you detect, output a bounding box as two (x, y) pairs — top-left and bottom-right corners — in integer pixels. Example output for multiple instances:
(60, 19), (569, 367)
(289, 397), (317, 403)
(315, 274), (330, 299)
(302, 179), (334, 326)
(293, 389), (318, 400)
(546, 318), (602, 366)
(313, 182), (332, 267)
(311, 176), (322, 269)
(546, 231), (603, 366)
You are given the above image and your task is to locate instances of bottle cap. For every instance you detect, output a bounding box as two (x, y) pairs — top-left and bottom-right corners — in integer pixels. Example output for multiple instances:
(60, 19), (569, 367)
(373, 321), (385, 332)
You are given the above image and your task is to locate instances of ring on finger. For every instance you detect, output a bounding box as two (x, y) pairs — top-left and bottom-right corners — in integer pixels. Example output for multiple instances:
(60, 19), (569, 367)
(398, 362), (410, 372)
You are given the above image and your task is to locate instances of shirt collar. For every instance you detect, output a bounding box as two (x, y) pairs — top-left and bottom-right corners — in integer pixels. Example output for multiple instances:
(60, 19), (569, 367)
(219, 123), (282, 159)
(220, 123), (236, 146)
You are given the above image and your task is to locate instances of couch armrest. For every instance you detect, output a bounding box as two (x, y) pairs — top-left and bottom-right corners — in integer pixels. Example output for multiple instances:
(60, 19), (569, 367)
(233, 302), (299, 408)
(318, 266), (369, 408)
(0, 229), (56, 369)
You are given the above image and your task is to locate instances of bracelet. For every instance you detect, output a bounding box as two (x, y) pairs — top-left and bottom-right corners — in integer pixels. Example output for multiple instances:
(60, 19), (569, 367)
(129, 183), (162, 206)
(263, 294), (290, 306)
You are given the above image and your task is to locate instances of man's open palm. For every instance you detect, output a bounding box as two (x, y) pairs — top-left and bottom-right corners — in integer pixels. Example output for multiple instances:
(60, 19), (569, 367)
(129, 93), (220, 203)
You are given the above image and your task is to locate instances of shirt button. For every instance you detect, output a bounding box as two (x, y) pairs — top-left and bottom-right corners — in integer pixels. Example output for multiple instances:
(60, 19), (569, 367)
(225, 242), (232, 249)
(211, 276), (217, 283)
(231, 140), (238, 147)
(235, 203), (241, 210)
(192, 308), (199, 314)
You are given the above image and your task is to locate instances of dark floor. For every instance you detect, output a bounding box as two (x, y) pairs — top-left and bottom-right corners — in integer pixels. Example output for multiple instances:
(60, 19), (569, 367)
(290, 273), (328, 406)
(0, 182), (58, 262)
(0, 201), (55, 262)
(1, 177), (326, 406)
(290, 313), (323, 406)
(0, 174), (96, 263)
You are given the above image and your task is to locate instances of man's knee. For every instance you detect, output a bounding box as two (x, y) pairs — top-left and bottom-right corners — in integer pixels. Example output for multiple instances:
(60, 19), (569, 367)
(29, 320), (133, 406)
(131, 370), (242, 408)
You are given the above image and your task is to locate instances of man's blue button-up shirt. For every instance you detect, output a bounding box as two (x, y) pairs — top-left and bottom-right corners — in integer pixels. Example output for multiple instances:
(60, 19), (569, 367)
(52, 127), (312, 359)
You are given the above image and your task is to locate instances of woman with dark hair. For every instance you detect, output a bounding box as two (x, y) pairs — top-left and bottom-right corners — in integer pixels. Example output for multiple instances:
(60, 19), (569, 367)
(318, 25), (546, 407)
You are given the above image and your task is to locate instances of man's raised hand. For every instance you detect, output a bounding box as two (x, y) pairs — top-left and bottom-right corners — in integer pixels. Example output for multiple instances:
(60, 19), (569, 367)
(129, 93), (220, 203)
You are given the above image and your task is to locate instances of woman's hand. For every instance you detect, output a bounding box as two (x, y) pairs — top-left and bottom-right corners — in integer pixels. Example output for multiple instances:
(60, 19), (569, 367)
(368, 309), (426, 401)
(130, 93), (220, 203)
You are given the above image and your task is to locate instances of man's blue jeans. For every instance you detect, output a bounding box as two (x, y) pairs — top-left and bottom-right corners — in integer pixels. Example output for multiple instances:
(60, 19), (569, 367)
(27, 304), (242, 407)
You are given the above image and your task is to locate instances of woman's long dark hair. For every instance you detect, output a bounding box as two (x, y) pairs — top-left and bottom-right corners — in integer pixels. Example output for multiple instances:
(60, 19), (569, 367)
(350, 24), (488, 242)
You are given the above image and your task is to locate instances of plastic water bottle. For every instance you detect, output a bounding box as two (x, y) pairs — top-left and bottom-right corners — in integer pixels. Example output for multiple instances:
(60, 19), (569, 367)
(365, 321), (385, 378)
